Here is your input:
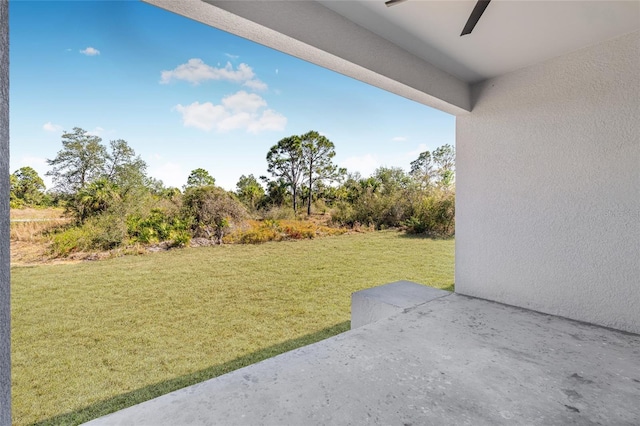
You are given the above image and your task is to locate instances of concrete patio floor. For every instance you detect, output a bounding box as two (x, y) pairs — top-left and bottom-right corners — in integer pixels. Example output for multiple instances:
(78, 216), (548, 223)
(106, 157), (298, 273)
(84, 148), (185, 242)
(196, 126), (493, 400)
(85, 293), (640, 425)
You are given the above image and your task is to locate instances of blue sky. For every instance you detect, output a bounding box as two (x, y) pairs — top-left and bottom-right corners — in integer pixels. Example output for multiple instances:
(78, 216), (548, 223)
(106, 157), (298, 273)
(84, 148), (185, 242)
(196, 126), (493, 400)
(9, 0), (455, 191)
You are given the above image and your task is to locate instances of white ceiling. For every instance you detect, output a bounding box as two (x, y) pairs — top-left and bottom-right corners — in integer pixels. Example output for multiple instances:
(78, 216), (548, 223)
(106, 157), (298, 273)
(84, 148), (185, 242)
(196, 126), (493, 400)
(319, 0), (640, 83)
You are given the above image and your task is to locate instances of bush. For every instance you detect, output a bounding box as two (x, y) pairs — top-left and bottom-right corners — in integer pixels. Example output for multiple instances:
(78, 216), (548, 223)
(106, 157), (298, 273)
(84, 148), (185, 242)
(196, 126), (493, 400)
(224, 219), (346, 244)
(50, 226), (93, 257)
(404, 191), (455, 237)
(330, 190), (405, 230)
(169, 229), (191, 247)
(84, 214), (128, 250)
(182, 186), (247, 243)
(127, 209), (189, 244)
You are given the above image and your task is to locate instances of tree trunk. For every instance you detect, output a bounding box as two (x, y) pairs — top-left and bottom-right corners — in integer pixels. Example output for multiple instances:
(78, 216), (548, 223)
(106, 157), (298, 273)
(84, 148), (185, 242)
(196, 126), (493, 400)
(307, 180), (312, 216)
(292, 185), (297, 212)
(307, 159), (313, 216)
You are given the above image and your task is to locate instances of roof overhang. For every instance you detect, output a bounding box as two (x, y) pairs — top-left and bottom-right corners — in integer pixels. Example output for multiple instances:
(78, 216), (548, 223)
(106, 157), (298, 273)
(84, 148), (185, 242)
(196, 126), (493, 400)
(142, 1), (640, 115)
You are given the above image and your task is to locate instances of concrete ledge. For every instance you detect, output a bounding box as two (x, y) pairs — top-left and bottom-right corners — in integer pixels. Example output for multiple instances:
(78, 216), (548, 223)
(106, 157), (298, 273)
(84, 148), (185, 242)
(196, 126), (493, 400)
(351, 281), (450, 329)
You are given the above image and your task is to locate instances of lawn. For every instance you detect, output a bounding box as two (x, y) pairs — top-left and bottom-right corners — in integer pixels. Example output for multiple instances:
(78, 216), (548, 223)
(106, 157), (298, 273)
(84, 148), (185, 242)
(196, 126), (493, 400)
(11, 230), (454, 425)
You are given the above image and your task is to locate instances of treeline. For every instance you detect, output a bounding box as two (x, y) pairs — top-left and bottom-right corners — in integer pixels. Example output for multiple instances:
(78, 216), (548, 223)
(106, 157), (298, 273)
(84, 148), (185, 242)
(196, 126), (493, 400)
(10, 127), (455, 256)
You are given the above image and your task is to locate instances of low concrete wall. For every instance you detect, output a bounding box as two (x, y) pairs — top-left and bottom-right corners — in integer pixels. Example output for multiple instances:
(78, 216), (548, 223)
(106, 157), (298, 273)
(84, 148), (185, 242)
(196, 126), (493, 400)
(351, 281), (450, 328)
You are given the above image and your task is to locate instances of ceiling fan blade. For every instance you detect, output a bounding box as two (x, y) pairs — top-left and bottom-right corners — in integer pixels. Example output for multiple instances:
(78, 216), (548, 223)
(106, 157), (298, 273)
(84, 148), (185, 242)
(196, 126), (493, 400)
(385, 0), (408, 7)
(461, 0), (491, 36)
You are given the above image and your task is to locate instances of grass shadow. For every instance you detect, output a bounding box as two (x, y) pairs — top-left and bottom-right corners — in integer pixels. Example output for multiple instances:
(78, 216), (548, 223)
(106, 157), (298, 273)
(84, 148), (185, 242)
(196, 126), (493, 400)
(397, 232), (455, 241)
(438, 283), (455, 292)
(32, 321), (351, 426)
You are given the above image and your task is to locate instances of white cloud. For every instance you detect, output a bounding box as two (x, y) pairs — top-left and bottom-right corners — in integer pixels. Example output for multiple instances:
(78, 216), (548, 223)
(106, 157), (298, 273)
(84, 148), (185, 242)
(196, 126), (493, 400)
(243, 79), (268, 92)
(174, 91), (286, 134)
(80, 47), (100, 56)
(225, 53), (239, 60)
(174, 102), (227, 131)
(160, 59), (264, 89)
(392, 136), (407, 142)
(340, 154), (379, 177)
(247, 109), (288, 133)
(43, 122), (63, 133)
(222, 91), (267, 113)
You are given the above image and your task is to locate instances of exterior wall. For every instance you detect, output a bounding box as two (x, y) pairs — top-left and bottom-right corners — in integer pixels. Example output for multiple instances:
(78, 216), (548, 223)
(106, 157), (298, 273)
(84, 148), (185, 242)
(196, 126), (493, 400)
(0, 0), (10, 424)
(456, 31), (640, 333)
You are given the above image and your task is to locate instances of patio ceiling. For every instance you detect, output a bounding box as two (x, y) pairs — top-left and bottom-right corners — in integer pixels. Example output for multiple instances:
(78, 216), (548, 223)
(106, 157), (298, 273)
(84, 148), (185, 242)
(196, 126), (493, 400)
(318, 0), (640, 83)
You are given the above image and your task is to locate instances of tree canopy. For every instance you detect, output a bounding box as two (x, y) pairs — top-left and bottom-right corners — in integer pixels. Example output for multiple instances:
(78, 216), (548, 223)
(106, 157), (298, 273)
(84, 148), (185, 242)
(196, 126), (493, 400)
(10, 166), (46, 206)
(266, 135), (305, 212)
(235, 174), (264, 210)
(47, 127), (107, 193)
(184, 168), (216, 190)
(300, 131), (341, 215)
(46, 127), (148, 195)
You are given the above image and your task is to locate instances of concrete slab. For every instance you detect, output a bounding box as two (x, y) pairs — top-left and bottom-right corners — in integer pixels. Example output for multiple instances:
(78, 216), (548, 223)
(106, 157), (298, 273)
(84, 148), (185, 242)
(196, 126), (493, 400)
(351, 280), (450, 328)
(85, 294), (640, 426)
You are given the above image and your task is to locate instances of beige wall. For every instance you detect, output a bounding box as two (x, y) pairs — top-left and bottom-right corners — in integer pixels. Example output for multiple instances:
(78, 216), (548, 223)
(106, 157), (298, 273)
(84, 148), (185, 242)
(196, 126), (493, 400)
(456, 31), (640, 333)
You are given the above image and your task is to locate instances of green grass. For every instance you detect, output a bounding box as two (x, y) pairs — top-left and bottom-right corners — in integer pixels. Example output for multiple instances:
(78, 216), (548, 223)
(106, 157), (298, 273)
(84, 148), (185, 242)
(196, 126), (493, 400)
(11, 231), (454, 425)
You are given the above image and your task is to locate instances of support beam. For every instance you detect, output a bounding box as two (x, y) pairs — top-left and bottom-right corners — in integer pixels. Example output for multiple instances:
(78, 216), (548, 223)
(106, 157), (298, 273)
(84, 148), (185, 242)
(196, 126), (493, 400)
(0, 0), (10, 424)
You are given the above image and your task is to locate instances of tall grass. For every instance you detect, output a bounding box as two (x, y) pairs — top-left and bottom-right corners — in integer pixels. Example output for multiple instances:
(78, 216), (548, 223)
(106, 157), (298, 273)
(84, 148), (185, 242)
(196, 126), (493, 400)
(10, 220), (69, 243)
(10, 207), (65, 220)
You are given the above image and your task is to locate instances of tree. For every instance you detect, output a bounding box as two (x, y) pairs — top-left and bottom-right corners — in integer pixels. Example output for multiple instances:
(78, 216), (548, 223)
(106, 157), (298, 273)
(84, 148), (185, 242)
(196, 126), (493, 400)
(432, 144), (455, 187)
(299, 131), (340, 215)
(9, 174), (19, 208)
(105, 139), (148, 192)
(11, 166), (46, 206)
(410, 151), (434, 188)
(373, 167), (411, 195)
(235, 174), (264, 210)
(47, 127), (107, 193)
(259, 176), (289, 208)
(184, 168), (215, 190)
(266, 136), (304, 212)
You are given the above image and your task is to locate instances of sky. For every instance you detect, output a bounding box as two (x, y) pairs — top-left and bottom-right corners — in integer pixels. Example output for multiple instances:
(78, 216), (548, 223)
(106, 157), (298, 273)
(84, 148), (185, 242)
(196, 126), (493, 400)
(9, 0), (455, 191)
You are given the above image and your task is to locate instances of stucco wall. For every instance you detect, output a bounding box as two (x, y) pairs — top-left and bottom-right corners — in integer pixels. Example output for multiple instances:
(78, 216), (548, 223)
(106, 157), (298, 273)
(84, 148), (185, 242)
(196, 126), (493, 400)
(0, 0), (10, 423)
(456, 31), (640, 334)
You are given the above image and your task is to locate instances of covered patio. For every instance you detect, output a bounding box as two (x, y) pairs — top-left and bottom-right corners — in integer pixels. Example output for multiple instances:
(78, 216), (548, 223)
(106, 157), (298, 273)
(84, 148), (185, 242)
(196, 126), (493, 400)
(0, 1), (638, 424)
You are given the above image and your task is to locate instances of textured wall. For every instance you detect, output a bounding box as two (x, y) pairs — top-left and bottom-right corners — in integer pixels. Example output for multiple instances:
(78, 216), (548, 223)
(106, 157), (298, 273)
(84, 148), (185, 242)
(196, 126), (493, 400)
(456, 31), (640, 333)
(0, 0), (10, 423)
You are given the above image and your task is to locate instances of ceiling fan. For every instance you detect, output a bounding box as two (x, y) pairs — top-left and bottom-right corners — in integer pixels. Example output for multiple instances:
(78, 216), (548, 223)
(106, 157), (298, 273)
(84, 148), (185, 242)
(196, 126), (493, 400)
(385, 0), (492, 37)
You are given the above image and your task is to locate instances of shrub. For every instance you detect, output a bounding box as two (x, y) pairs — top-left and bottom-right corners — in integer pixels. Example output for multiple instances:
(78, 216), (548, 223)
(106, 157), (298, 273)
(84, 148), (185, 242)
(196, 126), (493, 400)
(85, 214), (128, 250)
(50, 226), (93, 257)
(169, 229), (191, 247)
(404, 191), (455, 237)
(224, 219), (346, 244)
(182, 186), (247, 243)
